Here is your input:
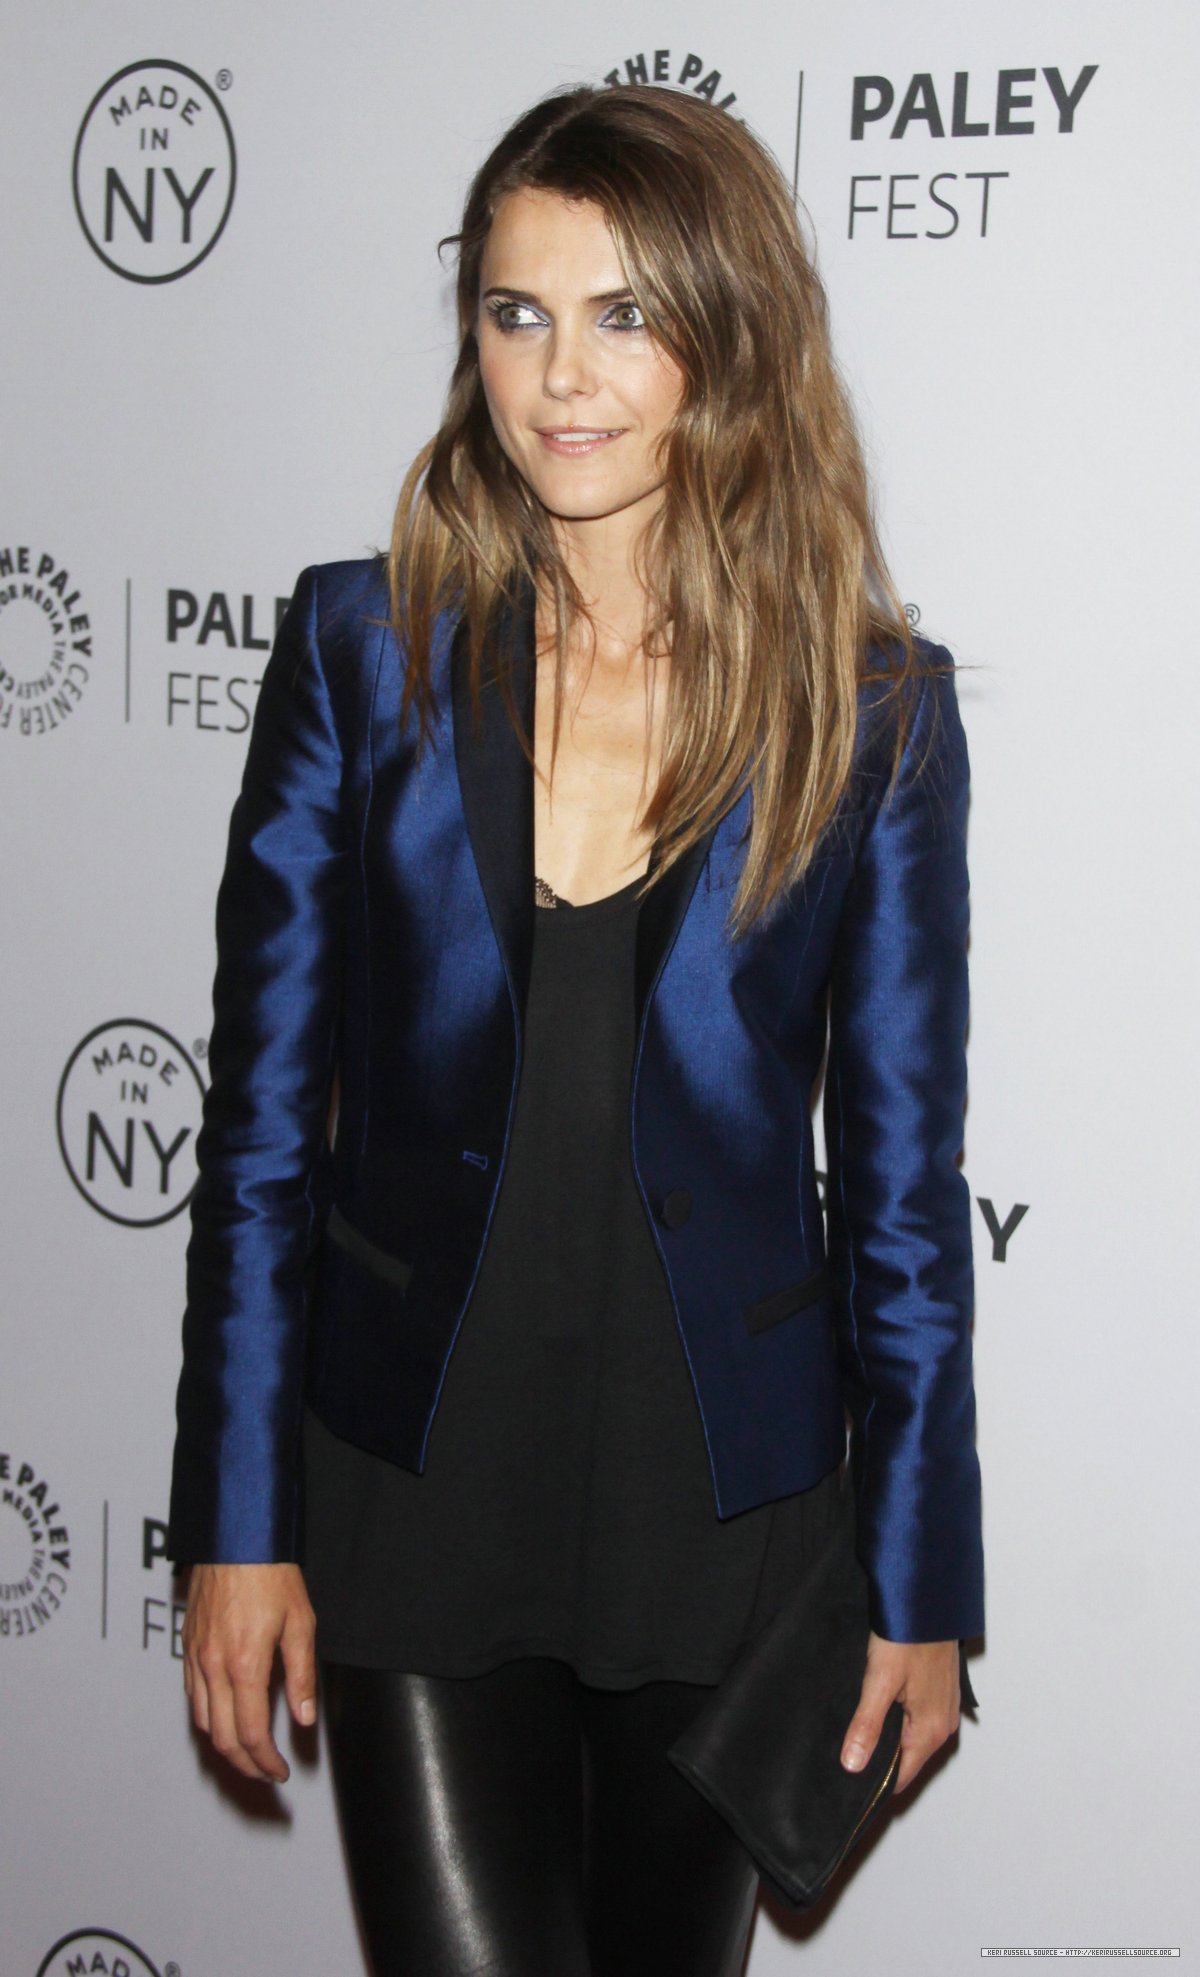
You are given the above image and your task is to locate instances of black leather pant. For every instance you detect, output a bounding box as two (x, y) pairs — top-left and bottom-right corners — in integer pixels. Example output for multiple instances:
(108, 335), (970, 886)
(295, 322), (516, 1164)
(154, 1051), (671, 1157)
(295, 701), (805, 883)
(319, 1653), (761, 1977)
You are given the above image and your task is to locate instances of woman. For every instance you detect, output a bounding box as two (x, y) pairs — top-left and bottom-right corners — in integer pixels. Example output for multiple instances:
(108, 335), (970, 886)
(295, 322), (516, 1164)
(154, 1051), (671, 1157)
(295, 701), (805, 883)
(167, 83), (983, 1976)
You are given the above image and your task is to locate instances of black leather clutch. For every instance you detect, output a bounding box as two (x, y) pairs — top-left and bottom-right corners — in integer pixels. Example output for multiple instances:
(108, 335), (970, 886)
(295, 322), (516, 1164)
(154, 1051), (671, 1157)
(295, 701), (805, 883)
(666, 1476), (978, 1909)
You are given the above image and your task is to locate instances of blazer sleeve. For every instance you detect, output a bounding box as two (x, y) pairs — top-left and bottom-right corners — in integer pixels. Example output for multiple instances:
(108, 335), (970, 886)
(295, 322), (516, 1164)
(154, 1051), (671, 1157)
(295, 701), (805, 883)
(822, 655), (984, 1644)
(165, 565), (348, 1566)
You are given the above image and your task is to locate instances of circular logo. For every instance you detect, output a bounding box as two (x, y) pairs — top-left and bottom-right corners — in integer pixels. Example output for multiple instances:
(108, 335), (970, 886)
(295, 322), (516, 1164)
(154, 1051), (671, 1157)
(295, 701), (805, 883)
(0, 547), (92, 740)
(0, 1452), (70, 1641)
(37, 1929), (163, 1977)
(73, 59), (236, 283)
(604, 50), (741, 114)
(56, 1020), (206, 1227)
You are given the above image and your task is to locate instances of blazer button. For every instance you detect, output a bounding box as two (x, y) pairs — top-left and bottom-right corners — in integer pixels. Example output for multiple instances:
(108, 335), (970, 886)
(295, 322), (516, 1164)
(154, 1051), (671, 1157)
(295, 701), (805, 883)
(659, 1187), (692, 1230)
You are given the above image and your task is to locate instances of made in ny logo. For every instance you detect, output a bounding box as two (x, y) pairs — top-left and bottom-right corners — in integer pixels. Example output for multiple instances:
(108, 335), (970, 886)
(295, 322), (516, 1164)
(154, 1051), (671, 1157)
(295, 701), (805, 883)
(56, 1019), (206, 1227)
(36, 1928), (167, 1977)
(72, 58), (236, 282)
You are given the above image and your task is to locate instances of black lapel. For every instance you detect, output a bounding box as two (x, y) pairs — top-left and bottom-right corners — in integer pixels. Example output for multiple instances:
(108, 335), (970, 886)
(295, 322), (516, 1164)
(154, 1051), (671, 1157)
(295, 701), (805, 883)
(451, 576), (537, 1028)
(633, 819), (720, 1033)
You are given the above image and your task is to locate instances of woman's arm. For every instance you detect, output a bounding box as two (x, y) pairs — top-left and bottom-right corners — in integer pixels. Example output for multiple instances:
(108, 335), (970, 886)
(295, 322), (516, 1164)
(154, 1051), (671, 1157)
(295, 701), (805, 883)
(167, 563), (348, 1566)
(165, 565), (348, 1775)
(822, 654), (983, 1785)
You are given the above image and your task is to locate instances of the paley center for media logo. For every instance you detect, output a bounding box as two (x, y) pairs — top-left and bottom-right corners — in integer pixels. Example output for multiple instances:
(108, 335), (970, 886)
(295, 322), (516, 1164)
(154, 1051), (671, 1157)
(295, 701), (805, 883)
(0, 546), (93, 738)
(0, 1450), (71, 1641)
(73, 58), (236, 282)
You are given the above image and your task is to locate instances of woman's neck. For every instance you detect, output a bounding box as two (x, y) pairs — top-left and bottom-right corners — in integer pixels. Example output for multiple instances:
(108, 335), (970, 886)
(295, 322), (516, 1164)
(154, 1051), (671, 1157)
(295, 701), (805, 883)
(542, 511), (663, 672)
(530, 516), (671, 904)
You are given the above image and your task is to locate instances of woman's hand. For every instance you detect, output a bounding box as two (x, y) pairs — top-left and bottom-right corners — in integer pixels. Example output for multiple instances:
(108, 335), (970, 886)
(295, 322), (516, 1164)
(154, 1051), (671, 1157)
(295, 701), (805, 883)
(182, 1562), (317, 1783)
(840, 1632), (961, 1794)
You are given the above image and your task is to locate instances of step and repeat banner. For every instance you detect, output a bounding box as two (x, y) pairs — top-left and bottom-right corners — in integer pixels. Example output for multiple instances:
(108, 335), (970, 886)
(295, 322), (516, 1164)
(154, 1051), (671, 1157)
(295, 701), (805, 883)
(4, 2), (1196, 1972)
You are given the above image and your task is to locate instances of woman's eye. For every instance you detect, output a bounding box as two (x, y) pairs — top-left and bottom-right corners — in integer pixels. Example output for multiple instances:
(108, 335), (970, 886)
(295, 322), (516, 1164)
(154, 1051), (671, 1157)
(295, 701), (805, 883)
(486, 300), (543, 332)
(606, 302), (646, 331)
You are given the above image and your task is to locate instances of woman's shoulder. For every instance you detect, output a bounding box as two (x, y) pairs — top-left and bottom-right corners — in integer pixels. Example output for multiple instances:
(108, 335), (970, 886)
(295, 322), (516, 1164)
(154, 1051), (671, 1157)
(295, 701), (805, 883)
(296, 552), (390, 629)
(857, 631), (962, 731)
(861, 628), (956, 692)
(298, 555), (463, 660)
(282, 556), (464, 734)
(846, 632), (967, 811)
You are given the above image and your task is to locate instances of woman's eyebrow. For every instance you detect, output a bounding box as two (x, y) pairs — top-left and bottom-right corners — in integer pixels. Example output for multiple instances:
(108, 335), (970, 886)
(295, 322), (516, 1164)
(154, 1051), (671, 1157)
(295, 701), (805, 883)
(480, 285), (635, 307)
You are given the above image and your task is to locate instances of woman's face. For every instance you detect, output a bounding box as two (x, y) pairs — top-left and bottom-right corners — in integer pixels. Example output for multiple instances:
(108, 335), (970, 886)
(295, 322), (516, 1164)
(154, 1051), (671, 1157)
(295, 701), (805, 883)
(476, 187), (685, 541)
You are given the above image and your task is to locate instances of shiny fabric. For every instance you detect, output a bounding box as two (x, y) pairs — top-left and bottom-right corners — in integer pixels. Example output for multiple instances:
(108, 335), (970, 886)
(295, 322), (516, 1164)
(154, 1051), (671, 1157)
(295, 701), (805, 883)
(299, 873), (849, 1686)
(166, 556), (983, 1643)
(319, 1654), (761, 1977)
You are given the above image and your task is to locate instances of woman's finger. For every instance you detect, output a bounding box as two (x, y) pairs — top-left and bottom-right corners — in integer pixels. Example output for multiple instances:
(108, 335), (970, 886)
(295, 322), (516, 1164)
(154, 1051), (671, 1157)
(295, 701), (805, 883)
(894, 1721), (937, 1794)
(840, 1695), (886, 1773)
(893, 1688), (961, 1793)
(231, 1668), (290, 1783)
(280, 1601), (318, 1729)
(190, 1657), (211, 1735)
(206, 1666), (273, 1782)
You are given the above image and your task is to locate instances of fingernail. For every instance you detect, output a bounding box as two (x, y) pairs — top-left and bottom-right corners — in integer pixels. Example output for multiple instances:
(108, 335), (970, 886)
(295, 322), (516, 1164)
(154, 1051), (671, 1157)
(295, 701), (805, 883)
(299, 1699), (316, 1725)
(842, 1746), (865, 1771)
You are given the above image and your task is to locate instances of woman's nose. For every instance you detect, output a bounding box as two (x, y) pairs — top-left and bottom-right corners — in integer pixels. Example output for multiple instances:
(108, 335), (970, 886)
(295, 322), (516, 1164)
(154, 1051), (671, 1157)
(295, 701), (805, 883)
(543, 324), (596, 399)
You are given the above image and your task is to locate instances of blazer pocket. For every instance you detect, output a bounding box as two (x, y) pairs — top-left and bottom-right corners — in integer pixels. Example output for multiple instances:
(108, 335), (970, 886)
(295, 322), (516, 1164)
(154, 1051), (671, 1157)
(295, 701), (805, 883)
(325, 1204), (414, 1293)
(743, 1263), (831, 1335)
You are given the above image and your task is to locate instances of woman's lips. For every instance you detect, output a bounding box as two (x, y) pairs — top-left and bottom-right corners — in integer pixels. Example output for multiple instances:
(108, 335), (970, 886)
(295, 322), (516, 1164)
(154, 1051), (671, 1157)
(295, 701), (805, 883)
(536, 428), (625, 456)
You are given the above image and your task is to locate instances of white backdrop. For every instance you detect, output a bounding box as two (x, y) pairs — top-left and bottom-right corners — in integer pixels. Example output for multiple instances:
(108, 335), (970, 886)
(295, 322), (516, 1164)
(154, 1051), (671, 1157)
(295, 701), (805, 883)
(4, 2), (1197, 1972)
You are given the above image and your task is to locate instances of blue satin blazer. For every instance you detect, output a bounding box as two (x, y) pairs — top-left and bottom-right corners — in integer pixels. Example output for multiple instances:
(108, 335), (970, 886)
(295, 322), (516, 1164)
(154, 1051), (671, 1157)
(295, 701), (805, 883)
(165, 555), (984, 1644)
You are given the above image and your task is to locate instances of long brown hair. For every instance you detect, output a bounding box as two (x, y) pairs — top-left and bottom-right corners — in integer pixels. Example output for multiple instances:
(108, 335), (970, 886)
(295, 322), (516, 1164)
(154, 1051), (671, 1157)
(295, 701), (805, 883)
(388, 83), (934, 937)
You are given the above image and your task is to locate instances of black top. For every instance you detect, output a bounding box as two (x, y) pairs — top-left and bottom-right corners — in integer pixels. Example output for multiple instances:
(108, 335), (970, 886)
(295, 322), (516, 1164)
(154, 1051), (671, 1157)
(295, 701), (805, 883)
(300, 867), (842, 1688)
